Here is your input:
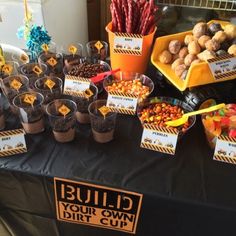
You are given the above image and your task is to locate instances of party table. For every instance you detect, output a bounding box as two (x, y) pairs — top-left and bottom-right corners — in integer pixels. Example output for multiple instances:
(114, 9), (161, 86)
(0, 101), (236, 236)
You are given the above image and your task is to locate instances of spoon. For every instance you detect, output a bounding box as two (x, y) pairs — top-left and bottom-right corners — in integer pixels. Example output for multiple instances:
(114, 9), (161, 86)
(165, 103), (226, 127)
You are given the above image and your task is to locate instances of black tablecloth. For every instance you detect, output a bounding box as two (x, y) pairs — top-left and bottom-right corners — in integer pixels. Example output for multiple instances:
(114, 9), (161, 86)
(1, 72), (236, 235)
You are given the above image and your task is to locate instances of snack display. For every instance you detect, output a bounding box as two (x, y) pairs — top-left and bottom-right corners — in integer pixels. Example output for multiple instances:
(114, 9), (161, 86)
(156, 21), (236, 81)
(202, 104), (236, 148)
(46, 99), (77, 143)
(138, 97), (196, 134)
(88, 100), (117, 143)
(104, 72), (154, 101)
(13, 92), (45, 134)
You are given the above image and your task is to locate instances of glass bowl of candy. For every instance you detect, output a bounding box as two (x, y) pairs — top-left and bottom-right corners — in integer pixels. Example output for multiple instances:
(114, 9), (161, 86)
(137, 97), (196, 137)
(202, 104), (236, 149)
(103, 71), (154, 103)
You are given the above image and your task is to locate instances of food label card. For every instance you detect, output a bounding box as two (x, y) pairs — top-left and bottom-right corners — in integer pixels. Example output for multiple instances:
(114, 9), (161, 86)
(0, 129), (27, 157)
(213, 135), (236, 165)
(208, 55), (236, 81)
(114, 33), (143, 56)
(106, 92), (138, 115)
(140, 125), (179, 155)
(54, 177), (143, 234)
(64, 75), (90, 97)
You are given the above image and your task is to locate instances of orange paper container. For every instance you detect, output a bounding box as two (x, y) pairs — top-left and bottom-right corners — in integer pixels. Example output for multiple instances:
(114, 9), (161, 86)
(106, 22), (156, 74)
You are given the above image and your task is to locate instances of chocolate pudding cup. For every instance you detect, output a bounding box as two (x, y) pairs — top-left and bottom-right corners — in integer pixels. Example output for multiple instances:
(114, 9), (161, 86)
(72, 84), (98, 124)
(13, 92), (45, 134)
(38, 52), (63, 78)
(60, 43), (83, 65)
(46, 99), (77, 143)
(35, 76), (62, 110)
(19, 63), (48, 90)
(1, 75), (29, 113)
(0, 61), (19, 79)
(88, 100), (117, 143)
(86, 41), (108, 61)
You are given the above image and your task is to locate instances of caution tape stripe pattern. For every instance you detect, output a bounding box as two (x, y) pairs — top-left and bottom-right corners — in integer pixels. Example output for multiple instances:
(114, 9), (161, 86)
(108, 107), (135, 115)
(207, 54), (235, 63)
(141, 143), (174, 155)
(114, 49), (142, 56)
(109, 92), (138, 98)
(215, 71), (236, 80)
(218, 135), (236, 143)
(0, 147), (27, 157)
(65, 75), (90, 83)
(214, 155), (236, 165)
(0, 129), (25, 137)
(114, 32), (142, 38)
(143, 124), (178, 135)
(63, 90), (84, 97)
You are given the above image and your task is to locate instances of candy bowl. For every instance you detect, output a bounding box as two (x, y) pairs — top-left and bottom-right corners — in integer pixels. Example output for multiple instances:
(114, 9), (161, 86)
(103, 71), (154, 103)
(137, 96), (196, 137)
(202, 104), (236, 149)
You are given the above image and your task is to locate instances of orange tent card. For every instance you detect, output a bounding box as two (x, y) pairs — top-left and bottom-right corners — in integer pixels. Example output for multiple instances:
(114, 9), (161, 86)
(10, 79), (22, 90)
(47, 57), (57, 67)
(59, 105), (71, 116)
(24, 94), (37, 105)
(68, 45), (77, 55)
(45, 79), (55, 90)
(32, 65), (43, 76)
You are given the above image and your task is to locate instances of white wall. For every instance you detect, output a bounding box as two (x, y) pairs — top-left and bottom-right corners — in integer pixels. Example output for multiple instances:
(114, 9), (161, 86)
(0, 0), (88, 50)
(41, 0), (88, 50)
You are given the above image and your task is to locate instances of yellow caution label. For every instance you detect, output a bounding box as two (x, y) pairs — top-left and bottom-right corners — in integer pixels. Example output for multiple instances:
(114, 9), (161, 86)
(20, 54), (29, 63)
(41, 44), (49, 52)
(2, 64), (13, 75)
(68, 45), (78, 55)
(47, 57), (57, 67)
(83, 89), (94, 99)
(95, 41), (103, 52)
(24, 94), (37, 105)
(59, 104), (71, 116)
(10, 79), (22, 90)
(45, 79), (55, 90)
(32, 65), (43, 76)
(99, 106), (110, 118)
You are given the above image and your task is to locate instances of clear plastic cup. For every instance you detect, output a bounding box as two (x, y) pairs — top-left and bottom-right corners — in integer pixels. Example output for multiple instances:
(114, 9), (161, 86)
(72, 84), (98, 124)
(34, 76), (63, 108)
(0, 61), (19, 79)
(1, 75), (29, 112)
(60, 43), (83, 65)
(46, 99), (77, 143)
(88, 99), (117, 143)
(19, 63), (48, 90)
(38, 52), (63, 78)
(13, 92), (45, 134)
(86, 41), (108, 61)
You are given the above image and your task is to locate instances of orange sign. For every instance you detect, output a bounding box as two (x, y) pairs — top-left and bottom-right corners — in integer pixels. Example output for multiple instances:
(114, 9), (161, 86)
(10, 79), (22, 90)
(95, 41), (103, 53)
(68, 45), (78, 55)
(47, 57), (57, 67)
(32, 65), (42, 76)
(58, 105), (71, 116)
(99, 106), (110, 118)
(41, 44), (49, 52)
(54, 178), (143, 234)
(23, 94), (37, 105)
(2, 64), (13, 75)
(45, 79), (55, 90)
(83, 89), (94, 99)
(20, 54), (29, 63)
